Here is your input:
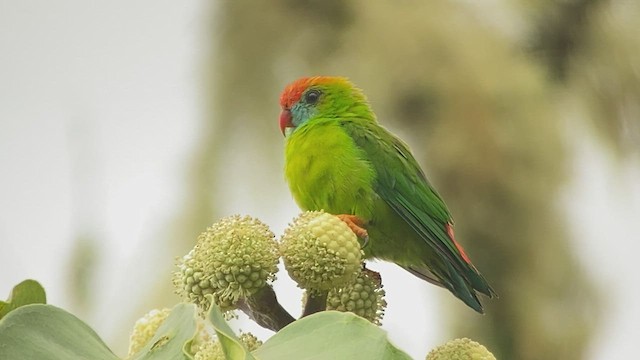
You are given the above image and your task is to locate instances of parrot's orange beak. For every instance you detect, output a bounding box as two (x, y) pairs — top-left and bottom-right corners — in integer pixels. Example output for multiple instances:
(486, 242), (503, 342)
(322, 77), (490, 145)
(279, 109), (293, 136)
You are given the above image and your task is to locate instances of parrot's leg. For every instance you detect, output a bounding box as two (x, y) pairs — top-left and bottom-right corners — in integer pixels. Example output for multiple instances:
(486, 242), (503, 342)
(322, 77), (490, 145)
(362, 265), (381, 285)
(336, 214), (369, 244)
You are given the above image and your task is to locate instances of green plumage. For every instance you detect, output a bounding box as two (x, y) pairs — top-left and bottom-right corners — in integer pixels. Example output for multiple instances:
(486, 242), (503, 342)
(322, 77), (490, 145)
(281, 77), (495, 312)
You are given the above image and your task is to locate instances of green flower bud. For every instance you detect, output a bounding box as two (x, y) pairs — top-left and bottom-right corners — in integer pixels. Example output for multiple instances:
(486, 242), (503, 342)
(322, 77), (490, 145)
(280, 211), (363, 291)
(194, 332), (262, 360)
(127, 308), (171, 357)
(188, 317), (214, 356)
(194, 341), (225, 360)
(174, 215), (279, 313)
(173, 250), (216, 313)
(327, 268), (386, 325)
(426, 338), (496, 360)
(238, 332), (262, 352)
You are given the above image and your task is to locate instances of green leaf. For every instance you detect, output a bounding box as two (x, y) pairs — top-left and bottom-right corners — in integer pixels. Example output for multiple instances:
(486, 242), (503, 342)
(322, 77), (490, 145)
(131, 303), (199, 360)
(0, 304), (118, 360)
(0, 302), (199, 360)
(253, 311), (412, 360)
(208, 303), (257, 360)
(0, 279), (46, 319)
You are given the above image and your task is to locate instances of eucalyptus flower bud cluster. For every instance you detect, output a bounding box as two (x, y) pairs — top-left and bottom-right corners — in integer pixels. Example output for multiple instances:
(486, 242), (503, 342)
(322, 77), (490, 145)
(327, 268), (387, 324)
(127, 308), (171, 357)
(194, 332), (262, 360)
(280, 211), (363, 292)
(173, 215), (279, 313)
(426, 338), (496, 360)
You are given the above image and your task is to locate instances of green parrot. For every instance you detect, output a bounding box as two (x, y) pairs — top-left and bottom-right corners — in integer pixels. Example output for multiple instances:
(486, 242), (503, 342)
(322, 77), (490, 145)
(279, 76), (496, 313)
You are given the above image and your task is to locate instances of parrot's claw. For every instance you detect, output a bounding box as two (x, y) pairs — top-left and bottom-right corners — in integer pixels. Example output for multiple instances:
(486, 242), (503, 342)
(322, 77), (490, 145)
(362, 235), (370, 248)
(336, 214), (369, 246)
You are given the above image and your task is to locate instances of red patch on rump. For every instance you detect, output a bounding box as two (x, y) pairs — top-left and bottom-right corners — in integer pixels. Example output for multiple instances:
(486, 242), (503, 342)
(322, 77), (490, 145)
(446, 223), (472, 264)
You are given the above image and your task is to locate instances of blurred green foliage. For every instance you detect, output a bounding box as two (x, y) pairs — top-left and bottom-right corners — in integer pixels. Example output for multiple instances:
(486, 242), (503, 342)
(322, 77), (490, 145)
(196, 0), (639, 359)
(107, 0), (638, 358)
(522, 0), (640, 155)
(564, 1), (640, 155)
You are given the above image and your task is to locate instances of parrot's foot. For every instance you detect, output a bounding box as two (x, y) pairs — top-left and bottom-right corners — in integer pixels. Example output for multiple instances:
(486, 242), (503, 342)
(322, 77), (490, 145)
(362, 265), (381, 284)
(336, 214), (369, 246)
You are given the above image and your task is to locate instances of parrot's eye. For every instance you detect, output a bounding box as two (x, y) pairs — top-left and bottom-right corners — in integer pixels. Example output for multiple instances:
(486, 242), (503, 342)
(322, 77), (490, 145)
(304, 89), (321, 105)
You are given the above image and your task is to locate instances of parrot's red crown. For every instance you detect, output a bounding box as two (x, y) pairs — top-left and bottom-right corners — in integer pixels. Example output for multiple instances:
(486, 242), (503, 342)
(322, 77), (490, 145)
(279, 76), (349, 109)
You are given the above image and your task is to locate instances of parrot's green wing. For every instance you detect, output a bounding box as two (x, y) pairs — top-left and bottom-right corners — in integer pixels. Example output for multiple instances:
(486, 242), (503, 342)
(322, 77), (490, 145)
(341, 119), (495, 311)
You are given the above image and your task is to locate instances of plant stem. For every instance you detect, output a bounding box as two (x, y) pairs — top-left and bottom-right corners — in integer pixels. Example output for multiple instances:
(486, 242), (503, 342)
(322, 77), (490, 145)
(302, 290), (328, 317)
(238, 285), (295, 332)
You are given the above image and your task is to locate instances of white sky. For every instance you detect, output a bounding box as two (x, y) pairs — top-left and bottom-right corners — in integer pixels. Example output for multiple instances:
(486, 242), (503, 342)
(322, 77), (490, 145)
(0, 1), (638, 359)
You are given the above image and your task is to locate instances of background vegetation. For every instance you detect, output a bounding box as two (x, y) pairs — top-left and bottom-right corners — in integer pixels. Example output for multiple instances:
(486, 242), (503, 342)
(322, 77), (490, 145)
(1, 1), (638, 359)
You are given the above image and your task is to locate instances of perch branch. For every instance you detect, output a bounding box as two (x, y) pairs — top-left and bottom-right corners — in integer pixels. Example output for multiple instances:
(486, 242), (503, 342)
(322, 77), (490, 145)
(237, 285), (295, 332)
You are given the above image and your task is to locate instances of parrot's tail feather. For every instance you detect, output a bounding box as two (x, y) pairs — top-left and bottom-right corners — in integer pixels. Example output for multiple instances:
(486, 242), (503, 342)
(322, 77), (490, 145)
(402, 265), (446, 288)
(467, 270), (498, 298)
(444, 262), (485, 313)
(444, 223), (497, 298)
(404, 263), (486, 314)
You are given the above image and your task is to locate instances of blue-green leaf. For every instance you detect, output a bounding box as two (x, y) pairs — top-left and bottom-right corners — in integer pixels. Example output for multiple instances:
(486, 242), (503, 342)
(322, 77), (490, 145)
(253, 311), (411, 360)
(0, 302), (199, 360)
(208, 303), (257, 360)
(131, 303), (199, 360)
(0, 304), (118, 360)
